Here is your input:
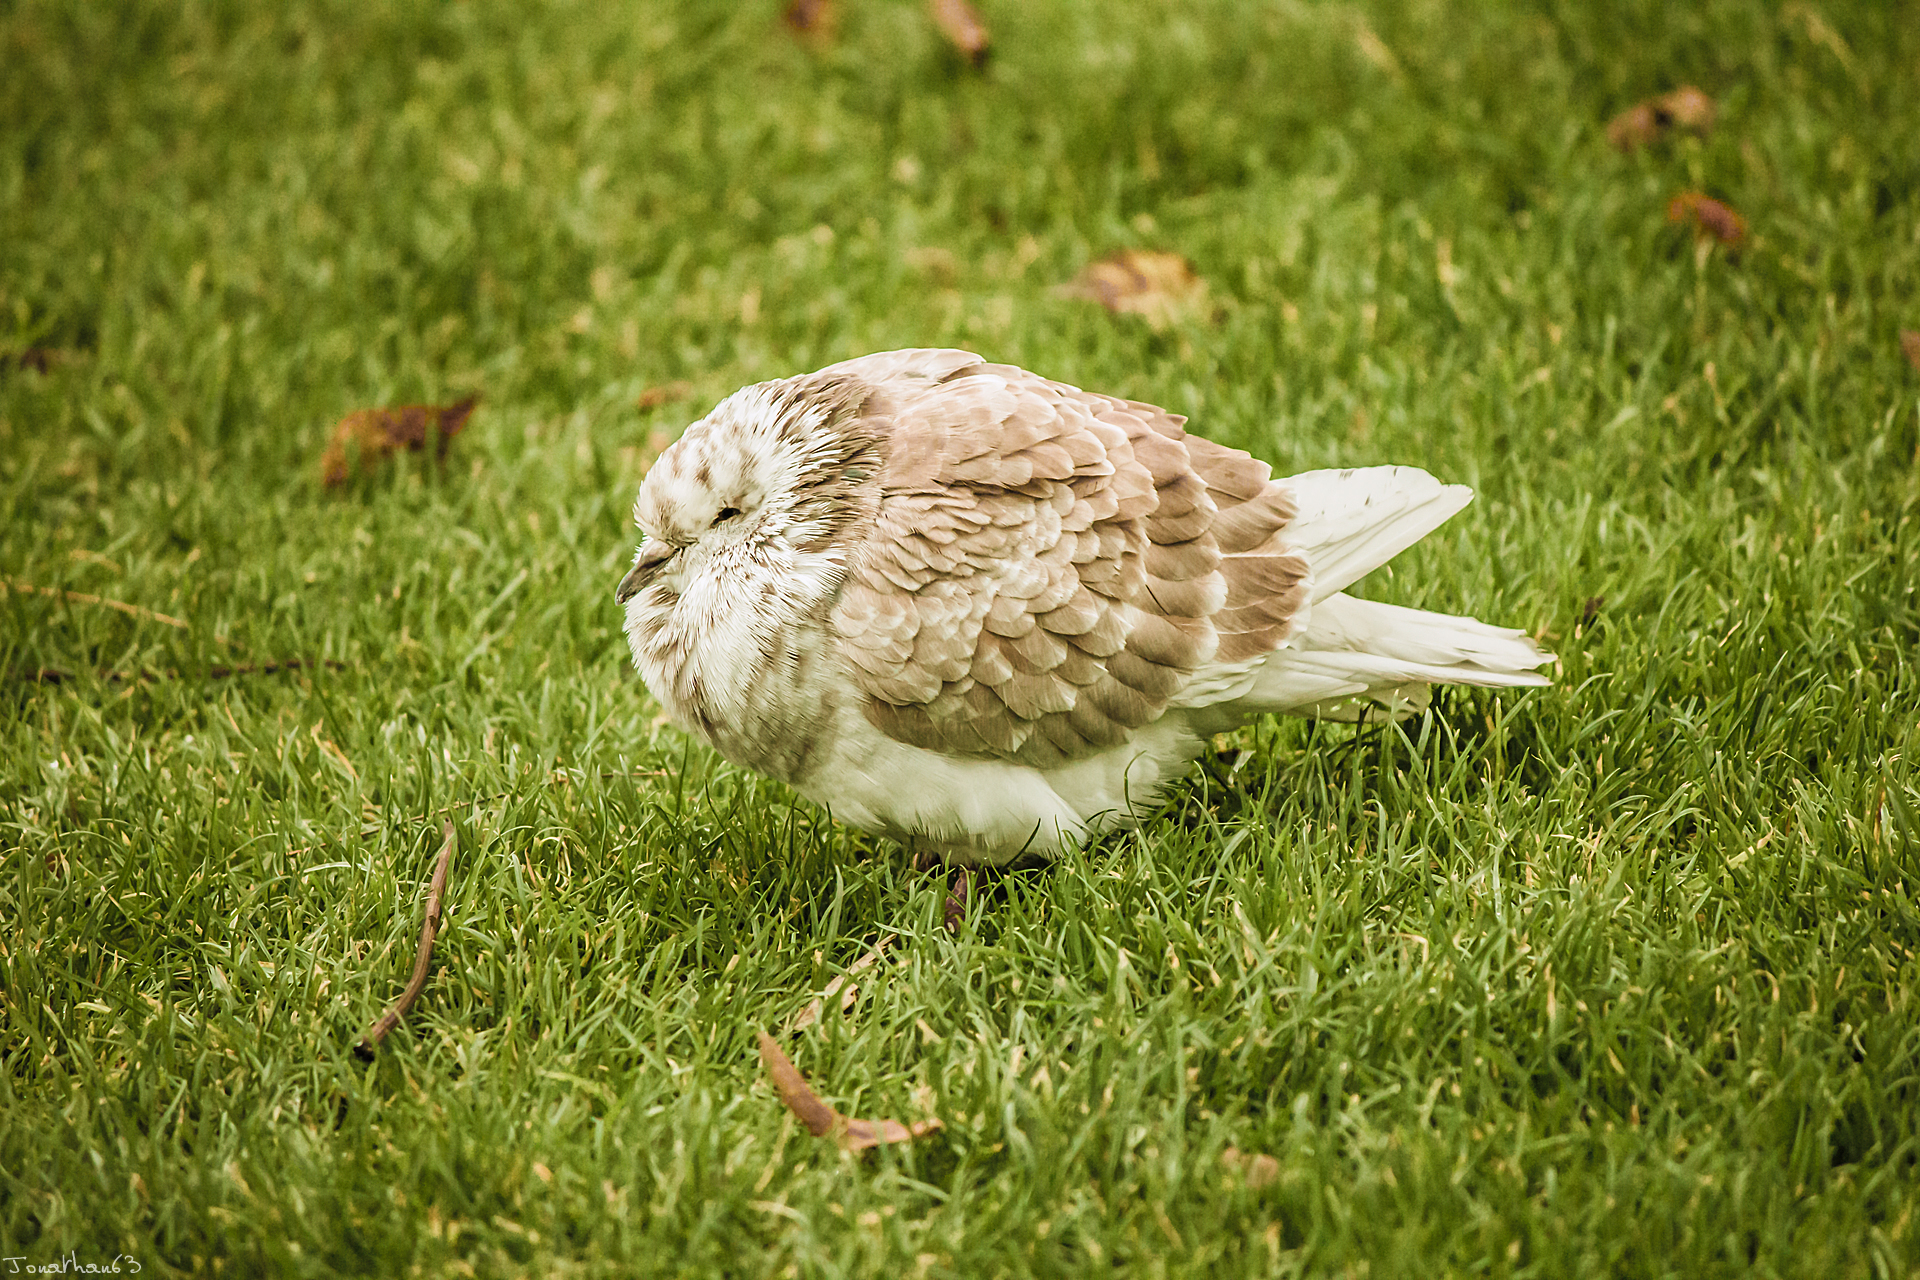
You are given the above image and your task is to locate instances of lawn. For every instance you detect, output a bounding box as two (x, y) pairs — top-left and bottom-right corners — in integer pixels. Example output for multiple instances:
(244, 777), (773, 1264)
(4, 0), (1919, 1275)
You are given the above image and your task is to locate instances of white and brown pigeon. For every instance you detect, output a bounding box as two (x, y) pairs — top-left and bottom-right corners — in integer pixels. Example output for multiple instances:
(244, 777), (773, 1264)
(618, 349), (1550, 865)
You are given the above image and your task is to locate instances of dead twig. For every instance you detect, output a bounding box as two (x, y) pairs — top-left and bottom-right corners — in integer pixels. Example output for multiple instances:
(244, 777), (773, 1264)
(756, 1030), (943, 1152)
(2, 579), (189, 629)
(23, 657), (347, 685)
(25, 667), (164, 685)
(356, 822), (456, 1056)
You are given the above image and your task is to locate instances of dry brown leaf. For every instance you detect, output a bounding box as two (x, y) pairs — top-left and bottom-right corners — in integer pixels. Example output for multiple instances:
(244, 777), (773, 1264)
(635, 381), (694, 410)
(321, 395), (480, 488)
(1900, 330), (1920, 372)
(903, 246), (961, 285)
(10, 348), (67, 374)
(1221, 1146), (1280, 1189)
(784, 0), (836, 39)
(928, 0), (989, 65)
(756, 1031), (943, 1153)
(1605, 104), (1661, 151)
(1060, 249), (1210, 331)
(786, 936), (894, 1034)
(1658, 86), (1716, 133)
(1607, 85), (1716, 151)
(1666, 191), (1747, 249)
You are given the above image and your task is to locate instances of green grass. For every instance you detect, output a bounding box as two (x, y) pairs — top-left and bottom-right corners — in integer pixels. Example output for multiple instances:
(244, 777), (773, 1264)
(4, 0), (1919, 1274)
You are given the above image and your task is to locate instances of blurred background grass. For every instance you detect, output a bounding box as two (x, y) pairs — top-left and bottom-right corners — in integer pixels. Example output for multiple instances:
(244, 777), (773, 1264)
(3, 1), (1918, 1275)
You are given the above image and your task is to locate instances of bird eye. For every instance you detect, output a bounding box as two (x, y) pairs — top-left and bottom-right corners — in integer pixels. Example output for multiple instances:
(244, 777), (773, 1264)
(713, 506), (742, 526)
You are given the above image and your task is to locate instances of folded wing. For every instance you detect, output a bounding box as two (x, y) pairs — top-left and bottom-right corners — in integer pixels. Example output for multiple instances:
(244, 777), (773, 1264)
(824, 350), (1309, 768)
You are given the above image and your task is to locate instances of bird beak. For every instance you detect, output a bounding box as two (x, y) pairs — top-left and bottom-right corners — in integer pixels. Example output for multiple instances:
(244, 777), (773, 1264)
(616, 541), (675, 604)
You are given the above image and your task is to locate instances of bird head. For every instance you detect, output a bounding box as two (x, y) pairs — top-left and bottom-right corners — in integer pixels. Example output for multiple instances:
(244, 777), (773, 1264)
(617, 372), (887, 618)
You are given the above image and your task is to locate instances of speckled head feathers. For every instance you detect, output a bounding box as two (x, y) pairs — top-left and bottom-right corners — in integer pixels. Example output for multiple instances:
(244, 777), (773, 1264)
(632, 373), (885, 556)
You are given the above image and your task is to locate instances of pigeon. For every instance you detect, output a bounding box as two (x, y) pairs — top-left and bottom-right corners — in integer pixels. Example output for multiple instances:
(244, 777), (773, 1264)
(618, 350), (1551, 865)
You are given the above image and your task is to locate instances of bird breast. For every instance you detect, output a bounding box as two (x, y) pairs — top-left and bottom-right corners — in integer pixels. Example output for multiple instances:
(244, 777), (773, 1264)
(623, 536), (854, 785)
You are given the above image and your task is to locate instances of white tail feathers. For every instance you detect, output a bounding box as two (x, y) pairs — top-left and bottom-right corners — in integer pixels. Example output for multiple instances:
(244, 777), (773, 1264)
(1281, 467), (1474, 603)
(1192, 466), (1552, 724)
(1250, 592), (1551, 721)
(1297, 594), (1550, 673)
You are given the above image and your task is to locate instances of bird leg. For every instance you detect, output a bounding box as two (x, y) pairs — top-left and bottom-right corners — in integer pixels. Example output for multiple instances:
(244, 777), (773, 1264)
(909, 841), (973, 933)
(943, 866), (972, 934)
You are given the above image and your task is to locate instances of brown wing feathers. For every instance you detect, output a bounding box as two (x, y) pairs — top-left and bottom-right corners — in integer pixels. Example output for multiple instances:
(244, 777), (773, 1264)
(827, 353), (1307, 767)
(1180, 432), (1309, 663)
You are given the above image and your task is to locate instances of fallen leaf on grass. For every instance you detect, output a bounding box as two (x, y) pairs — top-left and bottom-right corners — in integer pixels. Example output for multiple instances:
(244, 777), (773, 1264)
(786, 936), (894, 1034)
(784, 0), (836, 39)
(903, 245), (961, 285)
(1607, 85), (1716, 151)
(1657, 85), (1716, 132)
(1604, 104), (1660, 151)
(1901, 330), (1920, 371)
(1221, 1147), (1280, 1188)
(1666, 192), (1747, 249)
(1059, 250), (1210, 331)
(756, 1031), (943, 1152)
(9, 348), (68, 374)
(320, 395), (480, 488)
(928, 0), (990, 66)
(635, 381), (694, 410)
